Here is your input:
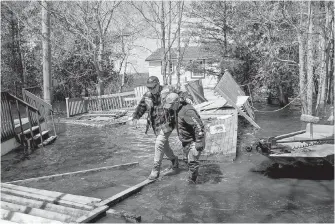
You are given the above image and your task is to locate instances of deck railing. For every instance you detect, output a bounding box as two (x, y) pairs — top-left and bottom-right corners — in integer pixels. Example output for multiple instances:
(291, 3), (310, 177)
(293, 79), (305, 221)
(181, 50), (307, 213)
(22, 88), (57, 138)
(65, 91), (136, 117)
(1, 92), (42, 150)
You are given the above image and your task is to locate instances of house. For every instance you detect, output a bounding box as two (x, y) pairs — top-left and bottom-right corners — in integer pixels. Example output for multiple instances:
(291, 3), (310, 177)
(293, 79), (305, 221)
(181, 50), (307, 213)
(145, 46), (220, 89)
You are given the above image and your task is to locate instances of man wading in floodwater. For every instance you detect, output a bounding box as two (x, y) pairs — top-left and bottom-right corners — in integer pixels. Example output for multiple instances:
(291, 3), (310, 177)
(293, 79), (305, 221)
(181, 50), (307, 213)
(163, 93), (205, 184)
(128, 76), (193, 180)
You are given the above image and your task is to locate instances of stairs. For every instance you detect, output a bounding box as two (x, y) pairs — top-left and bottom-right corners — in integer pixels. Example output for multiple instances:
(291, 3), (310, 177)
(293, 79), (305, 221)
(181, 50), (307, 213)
(1, 89), (58, 156)
(18, 124), (57, 152)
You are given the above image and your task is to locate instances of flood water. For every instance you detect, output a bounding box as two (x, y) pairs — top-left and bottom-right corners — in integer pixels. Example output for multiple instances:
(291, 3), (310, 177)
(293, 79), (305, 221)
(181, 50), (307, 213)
(97, 103), (334, 223)
(1, 103), (333, 223)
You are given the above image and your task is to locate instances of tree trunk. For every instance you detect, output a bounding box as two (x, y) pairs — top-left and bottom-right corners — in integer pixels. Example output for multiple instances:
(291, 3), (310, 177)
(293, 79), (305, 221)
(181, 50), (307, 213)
(17, 20), (27, 89)
(297, 32), (307, 114)
(42, 0), (52, 104)
(161, 1), (167, 85)
(167, 1), (172, 85)
(97, 38), (105, 96)
(327, 1), (334, 105)
(176, 1), (183, 89)
(9, 10), (24, 94)
(278, 84), (289, 107)
(306, 1), (313, 115)
(316, 3), (328, 115)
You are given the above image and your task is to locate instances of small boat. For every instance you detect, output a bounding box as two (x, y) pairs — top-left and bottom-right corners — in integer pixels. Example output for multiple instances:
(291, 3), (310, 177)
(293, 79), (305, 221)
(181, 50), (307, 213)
(247, 124), (334, 167)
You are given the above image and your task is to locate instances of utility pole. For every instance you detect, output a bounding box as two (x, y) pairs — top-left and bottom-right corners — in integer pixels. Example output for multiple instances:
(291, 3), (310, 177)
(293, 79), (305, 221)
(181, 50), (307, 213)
(42, 0), (52, 104)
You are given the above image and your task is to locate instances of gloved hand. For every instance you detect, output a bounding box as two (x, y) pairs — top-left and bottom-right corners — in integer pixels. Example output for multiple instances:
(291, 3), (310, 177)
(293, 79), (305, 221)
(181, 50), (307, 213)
(185, 98), (193, 105)
(128, 117), (138, 126)
(195, 141), (205, 152)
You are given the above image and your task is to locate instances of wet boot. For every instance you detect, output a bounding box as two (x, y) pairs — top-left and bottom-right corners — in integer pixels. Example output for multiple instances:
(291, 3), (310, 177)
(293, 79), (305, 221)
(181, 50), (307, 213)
(171, 156), (179, 170)
(187, 161), (199, 184)
(148, 162), (160, 180)
(164, 156), (179, 176)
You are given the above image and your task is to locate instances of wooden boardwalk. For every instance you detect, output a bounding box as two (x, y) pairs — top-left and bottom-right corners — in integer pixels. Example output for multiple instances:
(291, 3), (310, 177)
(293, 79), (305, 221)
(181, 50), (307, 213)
(0, 183), (108, 223)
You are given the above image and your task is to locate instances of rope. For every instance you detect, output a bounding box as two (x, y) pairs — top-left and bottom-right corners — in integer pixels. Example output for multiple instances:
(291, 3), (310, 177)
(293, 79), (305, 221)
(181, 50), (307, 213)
(251, 73), (314, 113)
(251, 93), (301, 113)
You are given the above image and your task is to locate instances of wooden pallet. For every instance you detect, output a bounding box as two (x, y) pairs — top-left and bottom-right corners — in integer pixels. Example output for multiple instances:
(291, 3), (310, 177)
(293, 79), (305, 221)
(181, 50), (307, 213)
(0, 183), (108, 223)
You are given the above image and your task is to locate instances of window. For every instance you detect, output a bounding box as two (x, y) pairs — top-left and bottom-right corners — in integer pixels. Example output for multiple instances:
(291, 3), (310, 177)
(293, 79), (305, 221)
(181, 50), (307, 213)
(169, 62), (174, 72)
(191, 59), (205, 79)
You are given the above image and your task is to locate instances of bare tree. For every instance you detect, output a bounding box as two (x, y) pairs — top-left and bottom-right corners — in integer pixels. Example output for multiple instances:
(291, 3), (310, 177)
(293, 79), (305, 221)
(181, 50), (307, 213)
(131, 1), (184, 86)
(42, 0), (52, 103)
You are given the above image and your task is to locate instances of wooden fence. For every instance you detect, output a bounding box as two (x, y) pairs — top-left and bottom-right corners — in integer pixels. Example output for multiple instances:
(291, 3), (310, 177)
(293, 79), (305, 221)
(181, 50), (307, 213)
(65, 91), (136, 117)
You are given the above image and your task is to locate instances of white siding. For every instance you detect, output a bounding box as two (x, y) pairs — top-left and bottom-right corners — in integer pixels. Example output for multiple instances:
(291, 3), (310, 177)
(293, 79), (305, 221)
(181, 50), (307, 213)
(148, 60), (218, 89)
(148, 61), (163, 83)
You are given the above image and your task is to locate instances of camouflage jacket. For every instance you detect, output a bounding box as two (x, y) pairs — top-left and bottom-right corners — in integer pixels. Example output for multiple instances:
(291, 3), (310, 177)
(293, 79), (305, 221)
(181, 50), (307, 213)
(132, 85), (192, 135)
(175, 104), (205, 144)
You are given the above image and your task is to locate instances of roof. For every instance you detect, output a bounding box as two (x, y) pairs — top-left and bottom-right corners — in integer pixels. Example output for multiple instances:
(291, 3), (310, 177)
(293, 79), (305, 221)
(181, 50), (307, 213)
(145, 46), (218, 62)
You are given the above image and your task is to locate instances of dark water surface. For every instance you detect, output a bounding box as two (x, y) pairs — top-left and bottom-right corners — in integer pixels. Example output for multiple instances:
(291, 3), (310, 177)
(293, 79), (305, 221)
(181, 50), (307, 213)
(1, 103), (333, 223)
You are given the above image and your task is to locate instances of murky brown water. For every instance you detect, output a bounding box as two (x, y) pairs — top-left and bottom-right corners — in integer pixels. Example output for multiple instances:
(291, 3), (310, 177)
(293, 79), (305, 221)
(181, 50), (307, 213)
(1, 103), (333, 223)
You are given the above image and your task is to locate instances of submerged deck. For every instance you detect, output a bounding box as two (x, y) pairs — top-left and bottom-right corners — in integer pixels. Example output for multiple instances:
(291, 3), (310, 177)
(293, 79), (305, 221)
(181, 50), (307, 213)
(268, 124), (334, 166)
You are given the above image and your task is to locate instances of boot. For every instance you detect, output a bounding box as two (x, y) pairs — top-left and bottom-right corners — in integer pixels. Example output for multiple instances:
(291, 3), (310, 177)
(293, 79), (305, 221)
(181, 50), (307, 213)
(164, 156), (179, 176)
(188, 161), (199, 183)
(148, 162), (160, 180)
(170, 156), (179, 170)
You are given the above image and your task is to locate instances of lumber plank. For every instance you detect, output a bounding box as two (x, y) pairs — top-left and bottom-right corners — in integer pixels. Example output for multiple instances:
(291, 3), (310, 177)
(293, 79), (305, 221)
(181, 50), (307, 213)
(1, 201), (74, 222)
(75, 205), (109, 223)
(5, 162), (139, 184)
(0, 208), (62, 224)
(97, 178), (155, 207)
(107, 209), (141, 223)
(0, 219), (18, 224)
(1, 193), (87, 217)
(1, 188), (94, 210)
(273, 130), (306, 141)
(1, 183), (101, 205)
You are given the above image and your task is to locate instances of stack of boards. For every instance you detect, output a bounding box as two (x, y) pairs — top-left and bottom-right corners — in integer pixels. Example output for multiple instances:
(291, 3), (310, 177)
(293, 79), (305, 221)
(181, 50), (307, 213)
(0, 183), (108, 223)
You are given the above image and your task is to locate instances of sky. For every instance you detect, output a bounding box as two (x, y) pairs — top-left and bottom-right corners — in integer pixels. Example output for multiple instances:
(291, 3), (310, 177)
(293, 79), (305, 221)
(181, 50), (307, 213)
(126, 37), (160, 73)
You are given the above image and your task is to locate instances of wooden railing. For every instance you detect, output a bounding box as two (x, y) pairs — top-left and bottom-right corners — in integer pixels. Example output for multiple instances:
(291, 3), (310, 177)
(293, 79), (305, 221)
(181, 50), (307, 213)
(22, 89), (57, 138)
(65, 91), (136, 117)
(1, 92), (42, 149)
(23, 86), (42, 98)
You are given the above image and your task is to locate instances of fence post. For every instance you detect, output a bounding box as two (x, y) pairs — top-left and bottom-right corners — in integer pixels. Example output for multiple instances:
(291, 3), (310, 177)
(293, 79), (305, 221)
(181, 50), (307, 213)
(83, 98), (88, 113)
(118, 96), (123, 109)
(65, 97), (70, 118)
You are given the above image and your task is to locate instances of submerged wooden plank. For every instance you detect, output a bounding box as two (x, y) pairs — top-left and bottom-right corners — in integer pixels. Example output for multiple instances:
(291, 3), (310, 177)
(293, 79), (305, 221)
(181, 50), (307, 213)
(107, 209), (141, 223)
(1, 201), (74, 222)
(97, 178), (155, 207)
(1, 183), (101, 205)
(75, 205), (109, 223)
(5, 162), (139, 184)
(1, 188), (94, 210)
(1, 193), (87, 217)
(1, 208), (62, 224)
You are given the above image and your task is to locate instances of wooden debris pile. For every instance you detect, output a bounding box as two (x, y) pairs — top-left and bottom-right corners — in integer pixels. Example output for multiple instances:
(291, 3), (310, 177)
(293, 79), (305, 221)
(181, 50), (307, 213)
(182, 70), (260, 162)
(1, 183), (108, 223)
(59, 109), (130, 127)
(1, 162), (146, 223)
